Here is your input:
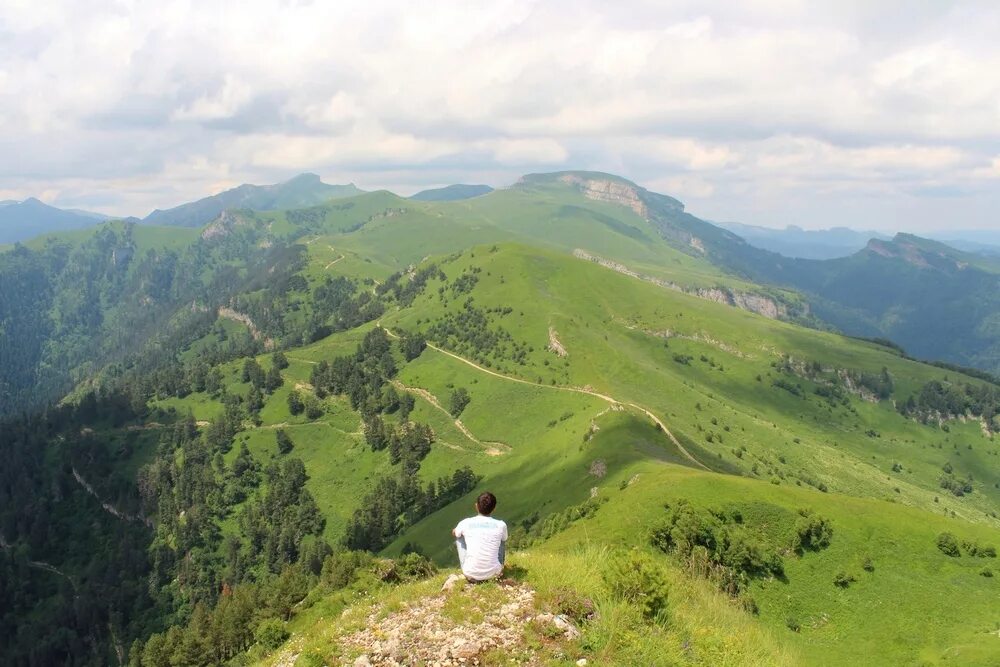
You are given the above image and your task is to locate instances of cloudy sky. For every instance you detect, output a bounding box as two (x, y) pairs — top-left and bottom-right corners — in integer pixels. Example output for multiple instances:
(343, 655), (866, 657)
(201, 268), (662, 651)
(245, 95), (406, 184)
(2, 0), (999, 231)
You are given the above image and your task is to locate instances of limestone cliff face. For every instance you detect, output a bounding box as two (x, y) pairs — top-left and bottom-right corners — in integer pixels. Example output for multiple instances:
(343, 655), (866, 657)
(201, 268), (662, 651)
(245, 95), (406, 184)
(690, 287), (788, 319)
(866, 238), (933, 268)
(200, 210), (250, 240)
(555, 174), (712, 257)
(557, 174), (649, 218)
(572, 249), (791, 320)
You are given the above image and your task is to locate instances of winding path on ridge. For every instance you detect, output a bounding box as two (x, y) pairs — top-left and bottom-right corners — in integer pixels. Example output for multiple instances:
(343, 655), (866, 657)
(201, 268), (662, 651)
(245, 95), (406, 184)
(390, 380), (510, 456)
(324, 246), (346, 269)
(382, 327), (708, 470)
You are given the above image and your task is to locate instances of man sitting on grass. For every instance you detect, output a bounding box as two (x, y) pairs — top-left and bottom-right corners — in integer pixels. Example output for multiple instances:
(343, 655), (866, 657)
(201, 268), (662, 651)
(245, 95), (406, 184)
(452, 491), (508, 583)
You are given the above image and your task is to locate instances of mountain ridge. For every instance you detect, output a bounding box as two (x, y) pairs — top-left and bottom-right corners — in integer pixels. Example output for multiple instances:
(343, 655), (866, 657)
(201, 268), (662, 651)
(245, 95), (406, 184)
(143, 173), (364, 228)
(0, 197), (112, 243)
(409, 183), (493, 201)
(716, 220), (890, 259)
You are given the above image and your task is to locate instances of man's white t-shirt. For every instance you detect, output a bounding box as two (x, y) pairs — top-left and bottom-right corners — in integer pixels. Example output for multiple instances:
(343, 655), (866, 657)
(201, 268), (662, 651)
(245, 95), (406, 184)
(454, 515), (508, 580)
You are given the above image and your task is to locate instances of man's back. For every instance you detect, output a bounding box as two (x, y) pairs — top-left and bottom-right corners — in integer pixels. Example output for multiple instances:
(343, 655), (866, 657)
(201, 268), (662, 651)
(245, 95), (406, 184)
(454, 514), (507, 581)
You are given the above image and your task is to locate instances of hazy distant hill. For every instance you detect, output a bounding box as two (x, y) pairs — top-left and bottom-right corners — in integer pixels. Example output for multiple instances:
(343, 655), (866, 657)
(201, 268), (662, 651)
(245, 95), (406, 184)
(715, 220), (890, 259)
(64, 208), (111, 221)
(409, 183), (493, 201)
(143, 173), (363, 227)
(0, 198), (108, 243)
(929, 229), (1000, 246)
(943, 240), (1000, 257)
(921, 230), (1000, 257)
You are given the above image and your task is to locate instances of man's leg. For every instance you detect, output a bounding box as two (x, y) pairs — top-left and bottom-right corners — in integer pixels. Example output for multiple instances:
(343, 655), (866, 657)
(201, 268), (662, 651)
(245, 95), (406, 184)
(443, 539), (468, 591)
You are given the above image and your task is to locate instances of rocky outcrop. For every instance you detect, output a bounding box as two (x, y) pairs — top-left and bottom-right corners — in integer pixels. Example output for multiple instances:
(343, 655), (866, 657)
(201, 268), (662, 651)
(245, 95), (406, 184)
(866, 238), (931, 268)
(573, 249), (789, 320)
(548, 327), (568, 357)
(367, 207), (407, 223)
(558, 174), (648, 218)
(691, 287), (788, 320)
(342, 581), (546, 666)
(201, 209), (250, 240)
(72, 467), (151, 526)
(218, 306), (275, 350)
(629, 323), (750, 358)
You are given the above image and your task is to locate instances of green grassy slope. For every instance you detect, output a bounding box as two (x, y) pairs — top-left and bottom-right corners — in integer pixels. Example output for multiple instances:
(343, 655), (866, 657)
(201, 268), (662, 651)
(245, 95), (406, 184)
(262, 459), (999, 665)
(544, 463), (1000, 666)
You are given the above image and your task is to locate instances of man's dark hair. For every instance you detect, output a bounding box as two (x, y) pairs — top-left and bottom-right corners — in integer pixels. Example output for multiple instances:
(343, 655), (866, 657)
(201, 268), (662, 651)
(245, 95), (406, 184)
(476, 491), (497, 515)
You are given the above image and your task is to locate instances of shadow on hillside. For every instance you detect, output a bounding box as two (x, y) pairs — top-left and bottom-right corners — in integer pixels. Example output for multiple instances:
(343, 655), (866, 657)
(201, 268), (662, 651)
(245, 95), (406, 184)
(669, 427), (745, 475)
(501, 563), (529, 583)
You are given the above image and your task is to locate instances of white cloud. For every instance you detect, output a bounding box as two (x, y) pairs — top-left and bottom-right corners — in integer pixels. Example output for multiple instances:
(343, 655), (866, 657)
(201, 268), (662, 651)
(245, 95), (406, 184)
(488, 138), (568, 165)
(973, 157), (1000, 180)
(0, 0), (999, 229)
(173, 76), (255, 122)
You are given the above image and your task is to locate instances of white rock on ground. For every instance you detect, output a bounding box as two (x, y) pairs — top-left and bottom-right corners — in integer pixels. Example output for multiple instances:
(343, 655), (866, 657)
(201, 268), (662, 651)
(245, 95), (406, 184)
(342, 581), (546, 665)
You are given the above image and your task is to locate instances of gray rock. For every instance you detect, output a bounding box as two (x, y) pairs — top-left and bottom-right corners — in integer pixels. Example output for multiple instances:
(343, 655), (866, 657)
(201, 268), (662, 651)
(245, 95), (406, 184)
(442, 573), (465, 592)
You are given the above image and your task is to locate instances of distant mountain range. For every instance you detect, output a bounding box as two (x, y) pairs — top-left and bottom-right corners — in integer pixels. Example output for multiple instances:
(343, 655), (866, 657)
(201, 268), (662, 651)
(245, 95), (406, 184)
(714, 221), (891, 259)
(716, 220), (1000, 260)
(0, 174), (364, 242)
(409, 183), (493, 201)
(142, 173), (363, 227)
(6, 174), (994, 261)
(3, 172), (999, 374)
(0, 198), (111, 243)
(924, 230), (1000, 257)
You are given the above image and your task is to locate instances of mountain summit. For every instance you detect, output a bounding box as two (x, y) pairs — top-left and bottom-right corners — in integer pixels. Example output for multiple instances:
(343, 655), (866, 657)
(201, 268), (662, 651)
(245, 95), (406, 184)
(410, 184), (493, 201)
(0, 198), (110, 243)
(142, 173), (363, 228)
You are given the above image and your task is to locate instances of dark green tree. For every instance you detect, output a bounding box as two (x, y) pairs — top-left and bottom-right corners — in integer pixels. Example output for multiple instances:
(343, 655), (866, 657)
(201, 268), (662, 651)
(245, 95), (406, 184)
(400, 330), (427, 361)
(265, 364), (283, 393)
(287, 390), (304, 416)
(276, 429), (294, 455)
(242, 358), (265, 388)
(449, 387), (471, 416)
